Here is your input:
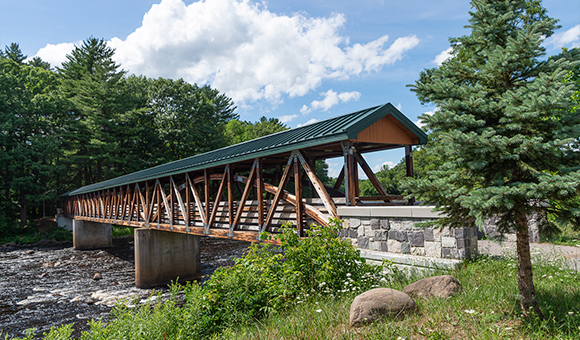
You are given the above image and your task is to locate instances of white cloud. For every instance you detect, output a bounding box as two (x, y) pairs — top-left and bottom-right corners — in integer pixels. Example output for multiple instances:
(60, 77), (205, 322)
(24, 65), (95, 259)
(303, 89), (361, 112)
(373, 161), (396, 172)
(34, 0), (419, 105)
(297, 118), (318, 127)
(278, 114), (298, 123)
(35, 42), (79, 68)
(299, 105), (311, 115)
(414, 107), (438, 129)
(396, 103), (402, 111)
(548, 25), (580, 48)
(432, 47), (452, 65)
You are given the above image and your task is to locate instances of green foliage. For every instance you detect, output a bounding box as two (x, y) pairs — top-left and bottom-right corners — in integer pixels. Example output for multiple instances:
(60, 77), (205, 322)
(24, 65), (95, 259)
(224, 116), (287, 145)
(17, 219), (388, 340)
(405, 0), (580, 233)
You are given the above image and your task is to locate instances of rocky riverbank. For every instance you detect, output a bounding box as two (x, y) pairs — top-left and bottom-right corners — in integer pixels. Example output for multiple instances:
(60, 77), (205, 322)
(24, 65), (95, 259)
(0, 236), (250, 339)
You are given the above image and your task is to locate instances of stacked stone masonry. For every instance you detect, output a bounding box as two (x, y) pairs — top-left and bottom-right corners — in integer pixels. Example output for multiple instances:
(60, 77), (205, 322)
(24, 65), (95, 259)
(340, 217), (478, 260)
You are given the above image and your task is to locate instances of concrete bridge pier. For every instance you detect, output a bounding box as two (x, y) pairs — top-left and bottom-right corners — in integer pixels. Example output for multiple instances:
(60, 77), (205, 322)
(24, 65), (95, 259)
(73, 219), (112, 250)
(134, 228), (201, 289)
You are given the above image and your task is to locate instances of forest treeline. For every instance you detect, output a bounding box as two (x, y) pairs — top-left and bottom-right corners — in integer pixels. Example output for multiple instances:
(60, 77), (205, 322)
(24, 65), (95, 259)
(0, 38), (290, 232)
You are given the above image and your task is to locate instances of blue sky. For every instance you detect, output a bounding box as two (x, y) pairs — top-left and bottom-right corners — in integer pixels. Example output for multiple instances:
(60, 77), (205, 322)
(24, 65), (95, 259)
(1, 0), (579, 176)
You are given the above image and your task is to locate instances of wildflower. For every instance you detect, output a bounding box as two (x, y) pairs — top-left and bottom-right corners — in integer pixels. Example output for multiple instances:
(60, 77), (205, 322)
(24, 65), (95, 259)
(464, 309), (475, 314)
(569, 311), (575, 315)
(316, 309), (322, 313)
(346, 273), (351, 277)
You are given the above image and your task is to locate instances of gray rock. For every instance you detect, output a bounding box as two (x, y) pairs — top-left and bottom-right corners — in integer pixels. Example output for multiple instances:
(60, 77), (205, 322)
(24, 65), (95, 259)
(348, 229), (358, 238)
(358, 237), (369, 249)
(380, 242), (388, 252)
(423, 228), (434, 242)
(350, 218), (361, 228)
(349, 288), (417, 326)
(454, 228), (464, 239)
(375, 230), (388, 241)
(401, 242), (410, 254)
(403, 275), (462, 299)
(409, 232), (424, 247)
(380, 219), (390, 230)
(370, 219), (380, 230)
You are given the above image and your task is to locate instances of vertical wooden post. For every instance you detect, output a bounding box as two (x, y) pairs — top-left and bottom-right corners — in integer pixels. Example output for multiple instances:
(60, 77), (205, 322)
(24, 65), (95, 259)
(405, 145), (414, 178)
(145, 181), (150, 218)
(256, 159), (264, 228)
(228, 166), (234, 232)
(342, 141), (356, 205)
(156, 182), (161, 225)
(405, 145), (415, 206)
(294, 158), (303, 236)
(204, 169), (210, 228)
(186, 176), (191, 228)
(170, 178), (175, 226)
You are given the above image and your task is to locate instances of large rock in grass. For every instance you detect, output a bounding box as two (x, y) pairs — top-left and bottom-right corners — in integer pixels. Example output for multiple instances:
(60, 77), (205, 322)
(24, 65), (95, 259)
(403, 275), (462, 299)
(349, 288), (417, 326)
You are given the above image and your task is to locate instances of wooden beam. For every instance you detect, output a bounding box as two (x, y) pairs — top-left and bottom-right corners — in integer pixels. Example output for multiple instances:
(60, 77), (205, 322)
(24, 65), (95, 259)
(171, 176), (189, 228)
(204, 170), (210, 226)
(295, 151), (338, 218)
(186, 174), (207, 225)
(228, 166), (234, 231)
(262, 156), (293, 232)
(256, 159), (264, 228)
(294, 158), (304, 236)
(232, 160), (258, 231)
(208, 168), (228, 231)
(353, 151), (388, 197)
(333, 166), (344, 191)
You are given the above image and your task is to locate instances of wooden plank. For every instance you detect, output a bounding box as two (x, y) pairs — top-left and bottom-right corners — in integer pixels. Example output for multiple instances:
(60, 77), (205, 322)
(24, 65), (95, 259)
(294, 158), (304, 236)
(333, 166), (344, 190)
(256, 159), (264, 228)
(228, 166), (234, 229)
(171, 176), (189, 228)
(232, 160), (257, 230)
(208, 168), (227, 229)
(236, 175), (329, 226)
(295, 151), (337, 218)
(262, 156), (293, 232)
(157, 179), (172, 229)
(187, 174), (207, 224)
(353, 151), (388, 197)
(204, 170), (210, 225)
(186, 176), (191, 227)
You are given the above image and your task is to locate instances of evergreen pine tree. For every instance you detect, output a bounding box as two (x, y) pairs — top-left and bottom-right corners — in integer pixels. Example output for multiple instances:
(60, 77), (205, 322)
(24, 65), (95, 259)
(406, 0), (580, 317)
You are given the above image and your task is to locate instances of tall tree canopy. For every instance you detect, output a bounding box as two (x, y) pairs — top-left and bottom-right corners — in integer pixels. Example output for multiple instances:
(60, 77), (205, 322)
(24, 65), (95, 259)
(405, 0), (580, 317)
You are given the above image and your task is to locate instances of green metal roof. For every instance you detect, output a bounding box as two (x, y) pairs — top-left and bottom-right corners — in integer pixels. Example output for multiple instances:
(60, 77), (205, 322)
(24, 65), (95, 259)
(63, 103), (427, 197)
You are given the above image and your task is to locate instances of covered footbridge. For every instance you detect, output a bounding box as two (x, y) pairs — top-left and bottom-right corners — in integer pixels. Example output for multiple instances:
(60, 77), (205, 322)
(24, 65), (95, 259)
(61, 103), (428, 245)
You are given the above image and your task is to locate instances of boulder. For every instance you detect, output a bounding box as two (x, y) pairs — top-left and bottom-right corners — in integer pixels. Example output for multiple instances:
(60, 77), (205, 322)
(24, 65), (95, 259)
(93, 273), (102, 280)
(403, 275), (462, 299)
(349, 288), (417, 326)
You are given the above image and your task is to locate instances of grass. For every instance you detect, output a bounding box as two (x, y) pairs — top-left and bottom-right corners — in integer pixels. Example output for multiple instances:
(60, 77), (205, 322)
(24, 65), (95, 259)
(216, 256), (580, 340)
(112, 225), (134, 238)
(13, 254), (580, 340)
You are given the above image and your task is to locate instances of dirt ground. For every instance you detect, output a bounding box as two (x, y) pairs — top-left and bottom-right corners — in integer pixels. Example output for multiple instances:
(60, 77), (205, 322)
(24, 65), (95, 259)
(0, 236), (251, 339)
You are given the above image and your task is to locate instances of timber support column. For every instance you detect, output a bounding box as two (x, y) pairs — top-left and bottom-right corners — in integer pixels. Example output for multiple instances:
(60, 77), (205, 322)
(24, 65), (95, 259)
(134, 228), (201, 289)
(73, 219), (112, 250)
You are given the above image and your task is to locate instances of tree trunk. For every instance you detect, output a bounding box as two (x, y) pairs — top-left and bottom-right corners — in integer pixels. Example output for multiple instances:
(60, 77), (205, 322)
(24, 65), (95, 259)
(515, 211), (544, 318)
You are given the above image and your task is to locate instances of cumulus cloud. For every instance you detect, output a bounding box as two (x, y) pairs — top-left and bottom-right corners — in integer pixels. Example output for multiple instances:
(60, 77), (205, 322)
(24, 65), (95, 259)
(299, 105), (311, 115)
(396, 103), (402, 111)
(432, 47), (452, 65)
(35, 42), (79, 68)
(34, 0), (419, 104)
(297, 118), (319, 127)
(373, 161), (396, 172)
(278, 114), (298, 123)
(548, 25), (580, 48)
(302, 89), (361, 113)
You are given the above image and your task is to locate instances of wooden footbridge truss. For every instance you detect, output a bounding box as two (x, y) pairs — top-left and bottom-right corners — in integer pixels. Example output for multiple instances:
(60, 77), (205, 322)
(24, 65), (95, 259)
(61, 103), (428, 243)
